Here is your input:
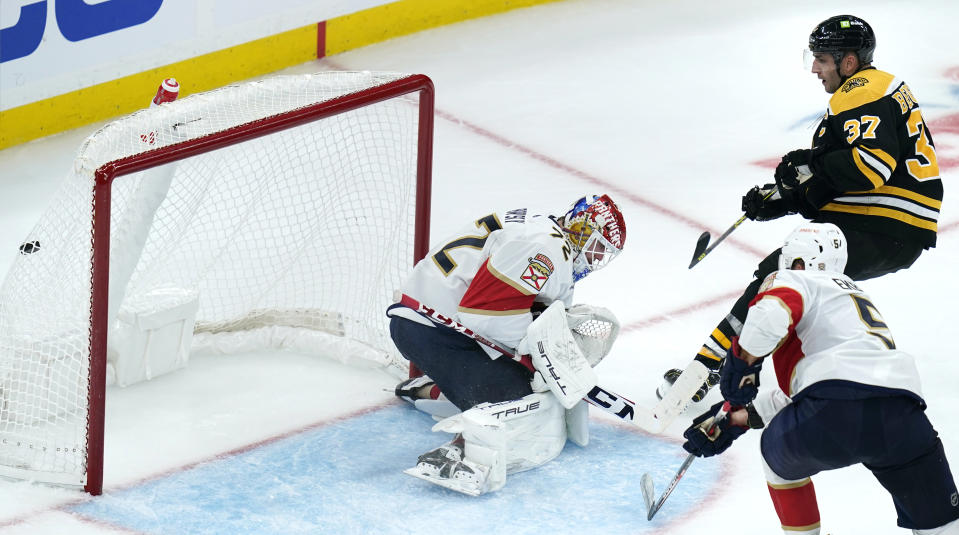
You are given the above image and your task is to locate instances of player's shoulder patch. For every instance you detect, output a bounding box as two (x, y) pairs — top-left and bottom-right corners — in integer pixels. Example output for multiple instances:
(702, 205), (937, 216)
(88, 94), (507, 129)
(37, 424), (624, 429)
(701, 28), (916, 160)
(828, 68), (896, 116)
(520, 253), (554, 291)
(758, 271), (779, 293)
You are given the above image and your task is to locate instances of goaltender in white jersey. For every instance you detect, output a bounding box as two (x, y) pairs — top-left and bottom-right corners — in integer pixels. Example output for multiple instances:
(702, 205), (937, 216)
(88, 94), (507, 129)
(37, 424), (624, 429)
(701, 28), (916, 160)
(390, 207), (577, 359)
(388, 194), (627, 496)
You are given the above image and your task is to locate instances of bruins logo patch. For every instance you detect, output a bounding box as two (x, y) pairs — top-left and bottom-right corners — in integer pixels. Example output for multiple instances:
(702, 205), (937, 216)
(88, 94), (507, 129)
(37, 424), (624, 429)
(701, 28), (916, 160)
(841, 77), (869, 93)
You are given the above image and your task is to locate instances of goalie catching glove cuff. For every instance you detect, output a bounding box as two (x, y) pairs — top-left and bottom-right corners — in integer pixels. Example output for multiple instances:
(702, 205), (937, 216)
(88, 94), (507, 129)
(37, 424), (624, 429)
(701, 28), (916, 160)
(719, 338), (762, 405)
(682, 401), (747, 458)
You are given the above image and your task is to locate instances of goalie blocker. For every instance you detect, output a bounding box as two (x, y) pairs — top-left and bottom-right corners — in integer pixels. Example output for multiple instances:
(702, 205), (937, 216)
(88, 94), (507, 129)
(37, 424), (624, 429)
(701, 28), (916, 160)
(520, 301), (607, 409)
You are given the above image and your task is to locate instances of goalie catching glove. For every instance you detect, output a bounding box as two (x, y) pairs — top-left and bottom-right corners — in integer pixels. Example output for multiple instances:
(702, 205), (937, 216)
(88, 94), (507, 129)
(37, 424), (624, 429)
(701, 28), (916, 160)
(520, 301), (619, 409)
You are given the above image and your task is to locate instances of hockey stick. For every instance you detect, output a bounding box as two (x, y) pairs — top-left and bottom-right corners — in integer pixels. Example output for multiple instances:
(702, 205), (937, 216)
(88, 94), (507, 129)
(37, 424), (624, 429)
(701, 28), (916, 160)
(688, 189), (777, 269)
(396, 294), (659, 430)
(641, 401), (731, 520)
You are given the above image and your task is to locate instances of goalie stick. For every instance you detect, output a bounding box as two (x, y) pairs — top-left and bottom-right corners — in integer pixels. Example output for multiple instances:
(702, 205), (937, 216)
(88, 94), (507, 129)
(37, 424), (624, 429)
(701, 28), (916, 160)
(396, 294), (659, 430)
(641, 401), (731, 520)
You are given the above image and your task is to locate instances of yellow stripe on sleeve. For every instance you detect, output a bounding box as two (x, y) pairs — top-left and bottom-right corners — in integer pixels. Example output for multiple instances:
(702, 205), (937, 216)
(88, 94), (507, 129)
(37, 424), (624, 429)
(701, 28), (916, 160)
(851, 149), (886, 188)
(861, 145), (897, 172)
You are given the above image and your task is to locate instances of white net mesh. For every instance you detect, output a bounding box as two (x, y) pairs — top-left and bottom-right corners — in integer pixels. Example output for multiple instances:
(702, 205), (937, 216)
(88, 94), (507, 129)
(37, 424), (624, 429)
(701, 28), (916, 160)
(0, 72), (426, 487)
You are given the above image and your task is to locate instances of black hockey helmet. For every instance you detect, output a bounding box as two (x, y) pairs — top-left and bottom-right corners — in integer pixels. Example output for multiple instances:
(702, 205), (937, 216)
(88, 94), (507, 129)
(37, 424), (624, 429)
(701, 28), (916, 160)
(808, 15), (875, 65)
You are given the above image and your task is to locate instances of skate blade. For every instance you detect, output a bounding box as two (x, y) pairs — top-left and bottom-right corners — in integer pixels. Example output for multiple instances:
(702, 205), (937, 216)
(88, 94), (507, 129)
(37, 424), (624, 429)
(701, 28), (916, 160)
(403, 467), (482, 496)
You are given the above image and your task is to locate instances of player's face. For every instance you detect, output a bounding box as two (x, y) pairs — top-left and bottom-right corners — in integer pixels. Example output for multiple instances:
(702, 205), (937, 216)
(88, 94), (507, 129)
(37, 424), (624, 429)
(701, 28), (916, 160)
(810, 52), (842, 94)
(584, 238), (607, 266)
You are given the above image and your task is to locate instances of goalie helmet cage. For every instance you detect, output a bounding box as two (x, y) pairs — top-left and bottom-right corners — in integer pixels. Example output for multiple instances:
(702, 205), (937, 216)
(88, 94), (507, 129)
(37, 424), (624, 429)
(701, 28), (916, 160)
(0, 72), (434, 495)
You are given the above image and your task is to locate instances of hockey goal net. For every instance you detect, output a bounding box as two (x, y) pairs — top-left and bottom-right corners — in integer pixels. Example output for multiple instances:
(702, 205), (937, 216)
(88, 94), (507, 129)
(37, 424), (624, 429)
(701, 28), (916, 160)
(0, 72), (433, 495)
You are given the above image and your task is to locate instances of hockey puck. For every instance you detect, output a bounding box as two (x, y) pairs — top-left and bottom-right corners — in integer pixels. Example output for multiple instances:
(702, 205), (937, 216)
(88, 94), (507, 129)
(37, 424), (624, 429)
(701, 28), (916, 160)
(19, 240), (40, 254)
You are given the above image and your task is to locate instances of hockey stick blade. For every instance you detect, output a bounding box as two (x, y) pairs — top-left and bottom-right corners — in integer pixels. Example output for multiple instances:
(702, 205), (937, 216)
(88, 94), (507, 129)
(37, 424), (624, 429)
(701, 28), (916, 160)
(644, 402), (732, 521)
(688, 231), (711, 269)
(689, 189), (776, 269)
(640, 473), (657, 520)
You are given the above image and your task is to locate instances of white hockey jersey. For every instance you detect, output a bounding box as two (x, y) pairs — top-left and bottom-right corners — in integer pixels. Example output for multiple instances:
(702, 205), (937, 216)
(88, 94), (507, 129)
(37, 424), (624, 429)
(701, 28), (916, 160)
(389, 208), (576, 358)
(738, 269), (923, 401)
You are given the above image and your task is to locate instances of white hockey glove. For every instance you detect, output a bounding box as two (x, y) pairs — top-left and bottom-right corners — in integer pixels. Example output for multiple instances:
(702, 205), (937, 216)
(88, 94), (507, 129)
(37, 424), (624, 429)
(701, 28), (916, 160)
(566, 303), (619, 367)
(520, 302), (597, 409)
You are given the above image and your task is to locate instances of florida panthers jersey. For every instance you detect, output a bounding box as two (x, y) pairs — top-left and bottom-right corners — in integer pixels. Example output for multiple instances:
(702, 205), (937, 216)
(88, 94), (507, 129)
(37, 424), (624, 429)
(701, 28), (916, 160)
(738, 269), (923, 401)
(389, 208), (576, 358)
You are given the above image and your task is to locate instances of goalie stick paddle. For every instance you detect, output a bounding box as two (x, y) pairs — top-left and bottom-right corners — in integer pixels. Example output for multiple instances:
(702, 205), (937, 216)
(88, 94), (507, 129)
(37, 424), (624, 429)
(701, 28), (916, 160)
(688, 188), (777, 269)
(396, 294), (655, 428)
(642, 401), (731, 520)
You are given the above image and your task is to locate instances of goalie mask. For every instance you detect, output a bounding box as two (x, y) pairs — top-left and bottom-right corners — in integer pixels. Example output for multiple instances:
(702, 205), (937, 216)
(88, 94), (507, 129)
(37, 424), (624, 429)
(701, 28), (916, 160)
(560, 194), (626, 281)
(779, 222), (847, 273)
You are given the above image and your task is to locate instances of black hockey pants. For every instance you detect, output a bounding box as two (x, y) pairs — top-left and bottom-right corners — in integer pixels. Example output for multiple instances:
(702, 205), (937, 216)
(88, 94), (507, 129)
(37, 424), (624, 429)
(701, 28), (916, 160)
(389, 316), (533, 411)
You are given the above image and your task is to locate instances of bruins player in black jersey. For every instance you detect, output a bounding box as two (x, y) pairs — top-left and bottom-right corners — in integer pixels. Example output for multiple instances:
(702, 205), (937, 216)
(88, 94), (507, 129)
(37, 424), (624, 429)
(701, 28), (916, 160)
(659, 15), (943, 404)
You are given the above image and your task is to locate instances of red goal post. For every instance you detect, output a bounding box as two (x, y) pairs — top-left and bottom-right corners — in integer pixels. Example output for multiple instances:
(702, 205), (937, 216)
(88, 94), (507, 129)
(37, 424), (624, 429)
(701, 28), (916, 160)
(0, 72), (433, 495)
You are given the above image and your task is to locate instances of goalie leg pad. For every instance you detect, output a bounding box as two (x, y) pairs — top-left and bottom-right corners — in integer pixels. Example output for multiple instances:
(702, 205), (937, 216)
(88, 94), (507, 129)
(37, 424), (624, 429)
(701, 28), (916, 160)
(522, 302), (597, 409)
(565, 399), (589, 447)
(409, 392), (567, 495)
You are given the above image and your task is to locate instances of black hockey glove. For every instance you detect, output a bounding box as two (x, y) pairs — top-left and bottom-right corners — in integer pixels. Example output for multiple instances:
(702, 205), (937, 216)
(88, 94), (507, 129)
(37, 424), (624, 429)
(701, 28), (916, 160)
(719, 338), (761, 406)
(682, 401), (747, 458)
(742, 184), (788, 221)
(774, 149), (812, 189)
(773, 149), (815, 212)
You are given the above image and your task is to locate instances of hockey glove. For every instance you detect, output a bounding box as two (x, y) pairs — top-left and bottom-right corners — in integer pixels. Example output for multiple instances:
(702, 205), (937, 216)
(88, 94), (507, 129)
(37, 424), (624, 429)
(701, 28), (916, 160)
(742, 184), (788, 221)
(719, 338), (762, 405)
(682, 401), (747, 458)
(774, 149), (812, 189)
(774, 149), (816, 213)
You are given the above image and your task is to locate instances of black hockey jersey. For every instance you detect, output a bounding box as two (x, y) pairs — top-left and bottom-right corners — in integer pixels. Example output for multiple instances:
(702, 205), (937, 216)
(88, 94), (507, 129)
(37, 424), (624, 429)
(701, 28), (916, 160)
(805, 67), (942, 248)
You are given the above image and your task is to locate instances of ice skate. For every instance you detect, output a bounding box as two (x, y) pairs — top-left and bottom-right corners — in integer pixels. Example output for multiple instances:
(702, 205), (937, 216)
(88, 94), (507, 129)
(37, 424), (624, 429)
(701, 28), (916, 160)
(404, 436), (489, 496)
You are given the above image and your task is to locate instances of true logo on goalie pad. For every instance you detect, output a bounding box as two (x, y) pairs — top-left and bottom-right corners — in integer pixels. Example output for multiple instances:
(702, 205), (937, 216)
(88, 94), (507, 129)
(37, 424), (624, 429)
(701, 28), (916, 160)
(486, 400), (541, 419)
